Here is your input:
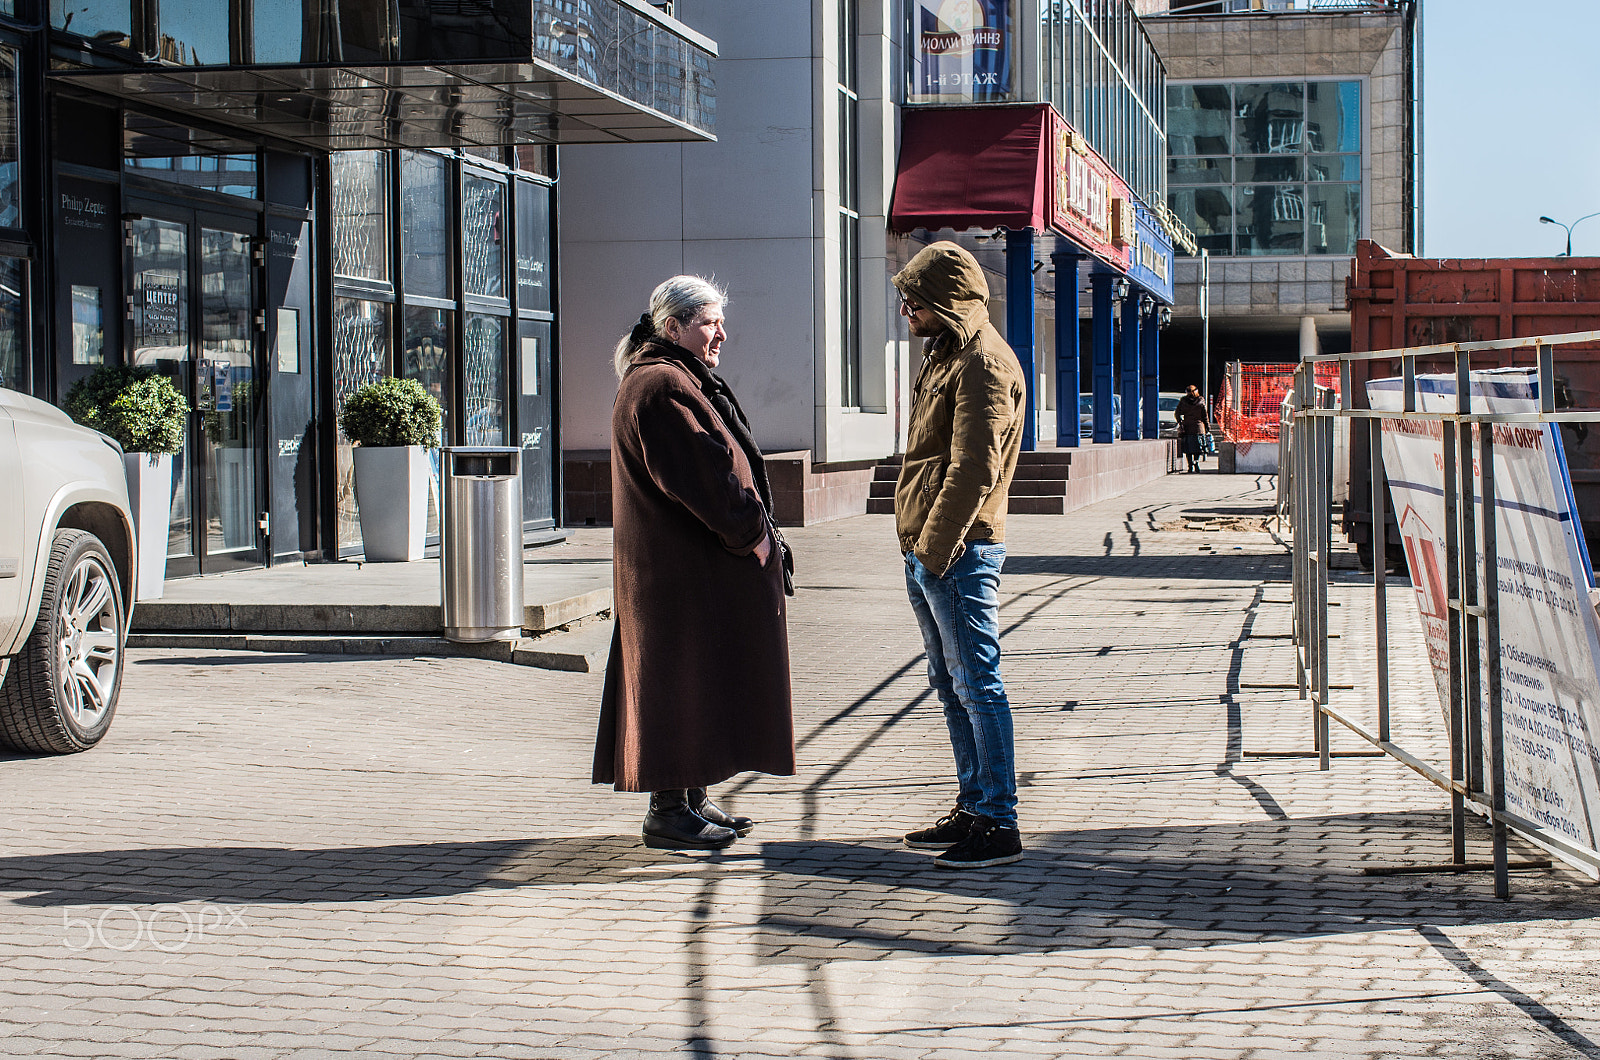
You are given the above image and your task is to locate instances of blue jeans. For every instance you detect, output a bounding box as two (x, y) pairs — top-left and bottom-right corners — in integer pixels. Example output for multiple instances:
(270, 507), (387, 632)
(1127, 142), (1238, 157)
(904, 542), (1017, 826)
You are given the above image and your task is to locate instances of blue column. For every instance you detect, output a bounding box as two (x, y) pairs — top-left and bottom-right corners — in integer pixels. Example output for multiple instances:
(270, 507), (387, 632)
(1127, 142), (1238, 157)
(1090, 273), (1114, 445)
(1052, 251), (1080, 448)
(1141, 301), (1160, 439)
(1005, 227), (1037, 452)
(1119, 285), (1141, 441)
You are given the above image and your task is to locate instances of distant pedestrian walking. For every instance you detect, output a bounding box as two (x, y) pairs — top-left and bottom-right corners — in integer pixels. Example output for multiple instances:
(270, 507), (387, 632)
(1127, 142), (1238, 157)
(1176, 385), (1210, 473)
(594, 275), (795, 851)
(891, 242), (1027, 870)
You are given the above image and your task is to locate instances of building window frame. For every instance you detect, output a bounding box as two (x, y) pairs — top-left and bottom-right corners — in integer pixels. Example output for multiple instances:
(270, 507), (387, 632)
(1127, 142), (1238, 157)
(1166, 76), (1365, 259)
(837, 0), (860, 409)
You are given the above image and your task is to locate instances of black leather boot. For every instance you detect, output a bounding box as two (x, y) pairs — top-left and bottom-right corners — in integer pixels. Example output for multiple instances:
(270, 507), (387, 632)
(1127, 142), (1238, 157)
(643, 789), (736, 850)
(689, 787), (755, 836)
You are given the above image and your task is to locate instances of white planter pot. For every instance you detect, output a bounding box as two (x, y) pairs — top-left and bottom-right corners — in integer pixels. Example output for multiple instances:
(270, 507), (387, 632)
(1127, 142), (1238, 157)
(123, 452), (173, 602)
(352, 445), (430, 561)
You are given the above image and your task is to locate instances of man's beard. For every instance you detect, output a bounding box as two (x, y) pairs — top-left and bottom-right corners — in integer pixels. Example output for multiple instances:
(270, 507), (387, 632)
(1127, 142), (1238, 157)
(908, 317), (942, 338)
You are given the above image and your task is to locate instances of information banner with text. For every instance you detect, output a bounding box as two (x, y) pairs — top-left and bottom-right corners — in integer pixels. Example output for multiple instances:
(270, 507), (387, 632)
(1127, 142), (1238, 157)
(1370, 368), (1600, 861)
(907, 0), (1015, 103)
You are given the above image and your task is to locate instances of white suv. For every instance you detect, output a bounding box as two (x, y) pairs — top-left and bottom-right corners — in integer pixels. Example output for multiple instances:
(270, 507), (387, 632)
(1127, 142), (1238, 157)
(0, 386), (137, 753)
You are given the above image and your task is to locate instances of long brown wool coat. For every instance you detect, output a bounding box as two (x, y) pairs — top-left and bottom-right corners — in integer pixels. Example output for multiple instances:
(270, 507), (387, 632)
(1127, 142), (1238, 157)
(594, 347), (796, 792)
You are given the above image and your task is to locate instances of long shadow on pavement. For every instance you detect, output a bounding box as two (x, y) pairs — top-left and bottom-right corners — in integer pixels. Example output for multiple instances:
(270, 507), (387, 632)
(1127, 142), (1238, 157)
(2, 811), (1593, 957)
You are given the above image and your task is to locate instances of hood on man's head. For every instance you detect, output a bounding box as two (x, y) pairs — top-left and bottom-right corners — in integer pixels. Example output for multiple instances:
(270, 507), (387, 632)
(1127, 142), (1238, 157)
(893, 241), (990, 348)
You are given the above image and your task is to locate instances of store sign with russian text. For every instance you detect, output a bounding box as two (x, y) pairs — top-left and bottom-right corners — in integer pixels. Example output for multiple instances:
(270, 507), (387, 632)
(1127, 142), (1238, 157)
(908, 0), (1015, 102)
(1047, 111), (1130, 270)
(1128, 204), (1175, 304)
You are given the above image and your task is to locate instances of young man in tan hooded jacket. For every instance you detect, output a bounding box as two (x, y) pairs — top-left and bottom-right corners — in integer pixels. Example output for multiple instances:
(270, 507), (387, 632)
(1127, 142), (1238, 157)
(891, 241), (1027, 869)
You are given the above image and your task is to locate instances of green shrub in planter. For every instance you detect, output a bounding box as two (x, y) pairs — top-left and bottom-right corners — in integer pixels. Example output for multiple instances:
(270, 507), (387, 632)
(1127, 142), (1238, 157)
(64, 364), (186, 454)
(340, 376), (443, 448)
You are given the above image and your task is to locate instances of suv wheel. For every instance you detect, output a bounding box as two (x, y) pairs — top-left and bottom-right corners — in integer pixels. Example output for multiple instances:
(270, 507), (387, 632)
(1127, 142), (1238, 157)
(0, 529), (126, 754)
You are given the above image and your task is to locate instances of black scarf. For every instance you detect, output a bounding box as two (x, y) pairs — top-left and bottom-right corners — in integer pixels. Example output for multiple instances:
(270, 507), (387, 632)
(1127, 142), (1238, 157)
(634, 341), (793, 592)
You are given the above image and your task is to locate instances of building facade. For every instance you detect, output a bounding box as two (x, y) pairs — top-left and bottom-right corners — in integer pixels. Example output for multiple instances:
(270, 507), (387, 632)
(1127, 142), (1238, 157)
(559, 0), (1184, 523)
(1143, 0), (1420, 386)
(1, 0), (716, 572)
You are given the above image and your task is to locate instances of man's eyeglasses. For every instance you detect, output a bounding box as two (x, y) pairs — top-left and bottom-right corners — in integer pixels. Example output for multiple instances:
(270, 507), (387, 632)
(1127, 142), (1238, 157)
(898, 294), (926, 313)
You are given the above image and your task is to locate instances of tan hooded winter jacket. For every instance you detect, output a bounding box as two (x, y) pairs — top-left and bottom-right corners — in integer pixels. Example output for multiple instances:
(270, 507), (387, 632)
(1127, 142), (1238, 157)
(891, 241), (1026, 577)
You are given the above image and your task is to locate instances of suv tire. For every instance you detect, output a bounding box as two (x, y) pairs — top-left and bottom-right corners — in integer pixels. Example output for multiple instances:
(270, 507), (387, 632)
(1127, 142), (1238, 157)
(0, 529), (126, 754)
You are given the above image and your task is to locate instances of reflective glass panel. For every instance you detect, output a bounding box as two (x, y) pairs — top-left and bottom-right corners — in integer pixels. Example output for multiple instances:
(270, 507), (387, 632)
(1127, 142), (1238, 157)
(254, 0), (304, 62)
(1307, 184), (1361, 256)
(198, 229), (256, 555)
(1309, 154), (1361, 182)
(1234, 83), (1303, 155)
(1168, 157), (1230, 185)
(1236, 185), (1305, 256)
(515, 181), (552, 313)
(128, 218), (192, 559)
(157, 0), (231, 64)
(402, 306), (452, 443)
(0, 49), (16, 229)
(1167, 84), (1230, 155)
(50, 0), (131, 45)
(331, 297), (389, 550)
(1305, 81), (1361, 154)
(462, 313), (505, 446)
(1167, 187), (1232, 255)
(1236, 156), (1302, 183)
(0, 256), (23, 390)
(331, 151), (390, 283)
(401, 150), (450, 299)
(461, 173), (505, 299)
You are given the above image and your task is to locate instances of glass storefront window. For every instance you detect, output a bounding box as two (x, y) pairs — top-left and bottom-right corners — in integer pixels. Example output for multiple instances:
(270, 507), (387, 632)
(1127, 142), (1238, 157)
(0, 256), (23, 390)
(0, 48), (17, 229)
(50, 0), (131, 46)
(331, 151), (390, 284)
(402, 307), (452, 443)
(461, 173), (505, 299)
(331, 297), (390, 550)
(515, 181), (551, 314)
(125, 153), (259, 199)
(462, 314), (505, 446)
(401, 151), (450, 299)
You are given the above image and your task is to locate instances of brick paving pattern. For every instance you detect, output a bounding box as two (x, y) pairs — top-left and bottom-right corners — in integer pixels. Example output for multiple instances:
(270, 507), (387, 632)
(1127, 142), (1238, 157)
(2, 472), (1597, 1058)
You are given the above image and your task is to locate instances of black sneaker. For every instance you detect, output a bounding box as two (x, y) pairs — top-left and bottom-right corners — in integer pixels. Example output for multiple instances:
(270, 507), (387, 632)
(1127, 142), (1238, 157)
(903, 807), (979, 850)
(934, 817), (1022, 868)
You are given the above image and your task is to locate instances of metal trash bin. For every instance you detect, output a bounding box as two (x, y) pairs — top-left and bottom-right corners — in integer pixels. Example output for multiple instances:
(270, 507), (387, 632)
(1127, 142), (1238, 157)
(440, 446), (524, 643)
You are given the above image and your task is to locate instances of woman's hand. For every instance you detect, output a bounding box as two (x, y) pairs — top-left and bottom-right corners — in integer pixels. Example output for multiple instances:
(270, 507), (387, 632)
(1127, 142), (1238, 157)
(753, 531), (774, 567)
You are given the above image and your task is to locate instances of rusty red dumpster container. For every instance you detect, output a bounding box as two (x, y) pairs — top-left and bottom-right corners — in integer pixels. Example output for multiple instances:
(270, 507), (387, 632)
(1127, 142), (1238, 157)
(1344, 240), (1600, 567)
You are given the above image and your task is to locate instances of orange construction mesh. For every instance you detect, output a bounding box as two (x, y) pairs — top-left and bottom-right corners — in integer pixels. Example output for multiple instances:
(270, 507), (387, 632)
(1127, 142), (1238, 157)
(1216, 363), (1341, 444)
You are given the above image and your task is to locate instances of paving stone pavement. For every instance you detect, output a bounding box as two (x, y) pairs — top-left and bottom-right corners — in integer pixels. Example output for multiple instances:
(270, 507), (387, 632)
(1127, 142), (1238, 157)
(3, 471), (1599, 1059)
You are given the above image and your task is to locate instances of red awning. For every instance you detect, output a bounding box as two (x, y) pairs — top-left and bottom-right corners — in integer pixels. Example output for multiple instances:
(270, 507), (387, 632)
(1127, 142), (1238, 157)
(889, 104), (1051, 235)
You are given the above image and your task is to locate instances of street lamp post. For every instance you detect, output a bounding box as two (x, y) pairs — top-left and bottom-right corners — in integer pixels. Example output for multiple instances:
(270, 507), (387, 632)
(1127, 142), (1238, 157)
(1538, 212), (1600, 257)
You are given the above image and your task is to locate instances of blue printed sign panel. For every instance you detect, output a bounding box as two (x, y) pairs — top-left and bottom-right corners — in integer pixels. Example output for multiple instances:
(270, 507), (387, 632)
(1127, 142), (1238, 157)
(1128, 206), (1175, 305)
(909, 0), (1015, 103)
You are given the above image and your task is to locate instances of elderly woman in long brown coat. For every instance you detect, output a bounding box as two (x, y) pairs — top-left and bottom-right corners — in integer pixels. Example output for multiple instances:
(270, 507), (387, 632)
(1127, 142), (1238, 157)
(595, 275), (795, 850)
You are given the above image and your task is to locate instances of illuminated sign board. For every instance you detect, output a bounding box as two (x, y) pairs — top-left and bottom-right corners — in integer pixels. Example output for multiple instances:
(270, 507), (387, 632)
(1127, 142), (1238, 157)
(908, 0), (1016, 102)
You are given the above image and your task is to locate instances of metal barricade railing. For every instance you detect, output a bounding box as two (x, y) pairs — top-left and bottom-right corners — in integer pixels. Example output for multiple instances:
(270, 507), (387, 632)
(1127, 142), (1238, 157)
(1287, 330), (1600, 898)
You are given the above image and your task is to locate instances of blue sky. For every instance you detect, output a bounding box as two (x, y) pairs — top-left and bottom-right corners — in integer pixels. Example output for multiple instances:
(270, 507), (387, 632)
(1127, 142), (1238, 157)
(1424, 0), (1600, 258)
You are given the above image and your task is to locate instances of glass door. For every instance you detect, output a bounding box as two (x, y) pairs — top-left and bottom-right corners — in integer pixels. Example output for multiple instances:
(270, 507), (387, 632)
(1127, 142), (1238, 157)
(127, 207), (262, 575)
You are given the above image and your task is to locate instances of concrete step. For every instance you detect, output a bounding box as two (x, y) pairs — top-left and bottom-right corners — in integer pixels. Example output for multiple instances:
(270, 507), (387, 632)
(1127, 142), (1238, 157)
(132, 586), (612, 637)
(869, 480), (895, 499)
(1008, 479), (1067, 496)
(511, 620), (614, 673)
(128, 616), (616, 673)
(1007, 496), (1066, 515)
(1011, 461), (1073, 480)
(866, 498), (895, 515)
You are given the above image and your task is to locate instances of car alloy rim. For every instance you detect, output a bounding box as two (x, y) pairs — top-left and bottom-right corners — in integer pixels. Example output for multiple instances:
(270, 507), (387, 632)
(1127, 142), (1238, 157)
(53, 554), (120, 729)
